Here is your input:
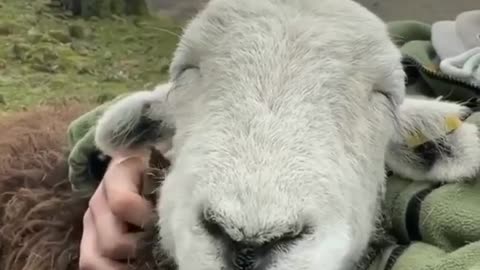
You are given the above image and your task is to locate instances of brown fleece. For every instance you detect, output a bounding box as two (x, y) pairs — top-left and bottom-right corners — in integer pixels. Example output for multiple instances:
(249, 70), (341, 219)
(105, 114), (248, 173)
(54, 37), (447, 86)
(0, 103), (173, 270)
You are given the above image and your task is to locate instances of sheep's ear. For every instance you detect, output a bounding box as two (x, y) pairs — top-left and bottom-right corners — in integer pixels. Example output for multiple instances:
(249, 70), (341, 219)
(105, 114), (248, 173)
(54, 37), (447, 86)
(94, 83), (176, 157)
(386, 97), (480, 182)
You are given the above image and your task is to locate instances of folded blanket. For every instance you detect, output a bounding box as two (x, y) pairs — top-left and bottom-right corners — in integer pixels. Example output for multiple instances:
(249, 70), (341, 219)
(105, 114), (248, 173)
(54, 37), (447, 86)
(388, 20), (480, 101)
(65, 20), (480, 270)
(366, 172), (480, 270)
(439, 47), (480, 87)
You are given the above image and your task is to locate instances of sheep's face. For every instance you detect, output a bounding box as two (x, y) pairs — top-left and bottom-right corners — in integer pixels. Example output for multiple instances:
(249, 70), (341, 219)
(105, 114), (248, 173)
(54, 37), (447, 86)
(158, 0), (406, 269)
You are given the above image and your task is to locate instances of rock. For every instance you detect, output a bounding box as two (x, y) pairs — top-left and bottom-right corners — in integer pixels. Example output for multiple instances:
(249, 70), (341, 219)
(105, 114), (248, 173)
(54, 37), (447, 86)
(48, 30), (72, 43)
(68, 24), (85, 39)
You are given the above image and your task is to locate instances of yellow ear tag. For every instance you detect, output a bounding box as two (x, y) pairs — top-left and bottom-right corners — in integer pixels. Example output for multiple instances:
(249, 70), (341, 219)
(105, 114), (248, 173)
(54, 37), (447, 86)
(445, 115), (462, 133)
(406, 115), (463, 148)
(406, 131), (428, 148)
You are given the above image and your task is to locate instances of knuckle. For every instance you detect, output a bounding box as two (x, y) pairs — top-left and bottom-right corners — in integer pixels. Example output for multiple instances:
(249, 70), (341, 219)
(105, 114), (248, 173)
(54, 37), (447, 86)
(109, 191), (135, 216)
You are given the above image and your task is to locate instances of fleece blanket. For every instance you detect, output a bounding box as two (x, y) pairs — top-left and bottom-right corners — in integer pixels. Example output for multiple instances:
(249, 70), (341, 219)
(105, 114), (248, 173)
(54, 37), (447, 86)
(367, 20), (480, 270)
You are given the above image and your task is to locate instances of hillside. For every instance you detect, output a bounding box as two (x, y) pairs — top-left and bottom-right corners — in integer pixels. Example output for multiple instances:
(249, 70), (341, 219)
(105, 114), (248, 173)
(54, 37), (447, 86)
(0, 0), (181, 114)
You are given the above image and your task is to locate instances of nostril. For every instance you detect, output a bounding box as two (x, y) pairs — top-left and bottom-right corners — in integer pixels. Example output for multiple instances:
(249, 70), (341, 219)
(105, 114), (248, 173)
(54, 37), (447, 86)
(201, 208), (309, 270)
(232, 246), (257, 270)
(200, 211), (260, 270)
(201, 209), (226, 239)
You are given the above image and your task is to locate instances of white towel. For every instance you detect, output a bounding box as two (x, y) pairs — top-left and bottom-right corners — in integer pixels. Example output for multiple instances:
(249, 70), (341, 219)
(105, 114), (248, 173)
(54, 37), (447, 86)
(432, 10), (480, 60)
(440, 47), (480, 87)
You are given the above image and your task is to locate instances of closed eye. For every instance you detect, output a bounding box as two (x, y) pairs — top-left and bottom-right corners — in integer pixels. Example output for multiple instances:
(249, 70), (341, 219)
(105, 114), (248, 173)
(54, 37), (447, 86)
(171, 64), (200, 81)
(179, 64), (199, 74)
(374, 89), (395, 107)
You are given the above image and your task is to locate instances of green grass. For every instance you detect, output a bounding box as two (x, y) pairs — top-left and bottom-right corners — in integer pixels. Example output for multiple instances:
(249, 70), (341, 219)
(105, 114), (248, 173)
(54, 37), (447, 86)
(0, 0), (182, 113)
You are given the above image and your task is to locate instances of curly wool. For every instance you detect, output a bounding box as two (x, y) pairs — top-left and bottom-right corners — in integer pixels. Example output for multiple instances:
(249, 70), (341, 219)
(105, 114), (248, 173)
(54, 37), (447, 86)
(0, 103), (174, 270)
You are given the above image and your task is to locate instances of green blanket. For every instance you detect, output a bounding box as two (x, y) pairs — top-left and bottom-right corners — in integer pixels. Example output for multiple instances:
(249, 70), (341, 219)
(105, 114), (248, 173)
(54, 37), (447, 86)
(364, 20), (480, 270)
(66, 21), (480, 270)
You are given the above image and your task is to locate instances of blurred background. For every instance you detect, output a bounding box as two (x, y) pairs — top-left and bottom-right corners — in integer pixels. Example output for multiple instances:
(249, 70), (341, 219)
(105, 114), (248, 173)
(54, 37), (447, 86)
(146, 0), (480, 22)
(356, 0), (479, 23)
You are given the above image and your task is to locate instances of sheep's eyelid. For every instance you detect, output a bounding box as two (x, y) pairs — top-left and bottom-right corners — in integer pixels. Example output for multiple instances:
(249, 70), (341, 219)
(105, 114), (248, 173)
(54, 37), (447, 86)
(374, 89), (395, 106)
(180, 64), (199, 74)
(171, 64), (200, 82)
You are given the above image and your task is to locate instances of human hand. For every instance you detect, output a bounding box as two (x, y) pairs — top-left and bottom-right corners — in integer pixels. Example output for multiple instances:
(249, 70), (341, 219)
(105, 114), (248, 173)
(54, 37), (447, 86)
(79, 152), (154, 270)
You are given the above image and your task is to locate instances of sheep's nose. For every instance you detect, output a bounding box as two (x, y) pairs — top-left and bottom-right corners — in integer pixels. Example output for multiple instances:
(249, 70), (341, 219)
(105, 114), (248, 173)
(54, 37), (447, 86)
(231, 245), (259, 270)
(201, 218), (270, 270)
(201, 209), (308, 270)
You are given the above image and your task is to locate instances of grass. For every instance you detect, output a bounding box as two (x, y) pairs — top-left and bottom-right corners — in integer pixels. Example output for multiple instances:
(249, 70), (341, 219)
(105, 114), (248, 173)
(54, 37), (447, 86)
(0, 0), (182, 115)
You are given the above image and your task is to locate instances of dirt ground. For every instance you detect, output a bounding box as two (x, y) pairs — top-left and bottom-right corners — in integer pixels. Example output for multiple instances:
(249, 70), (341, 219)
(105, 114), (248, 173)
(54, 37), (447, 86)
(149, 0), (479, 22)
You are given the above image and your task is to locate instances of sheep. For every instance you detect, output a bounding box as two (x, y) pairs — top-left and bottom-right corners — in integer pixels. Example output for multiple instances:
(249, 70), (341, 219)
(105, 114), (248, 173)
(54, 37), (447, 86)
(94, 0), (480, 269)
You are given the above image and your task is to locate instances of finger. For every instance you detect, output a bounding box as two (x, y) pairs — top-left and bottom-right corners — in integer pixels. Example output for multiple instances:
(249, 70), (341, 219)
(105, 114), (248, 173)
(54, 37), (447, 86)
(90, 182), (140, 260)
(80, 210), (132, 270)
(103, 156), (154, 227)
